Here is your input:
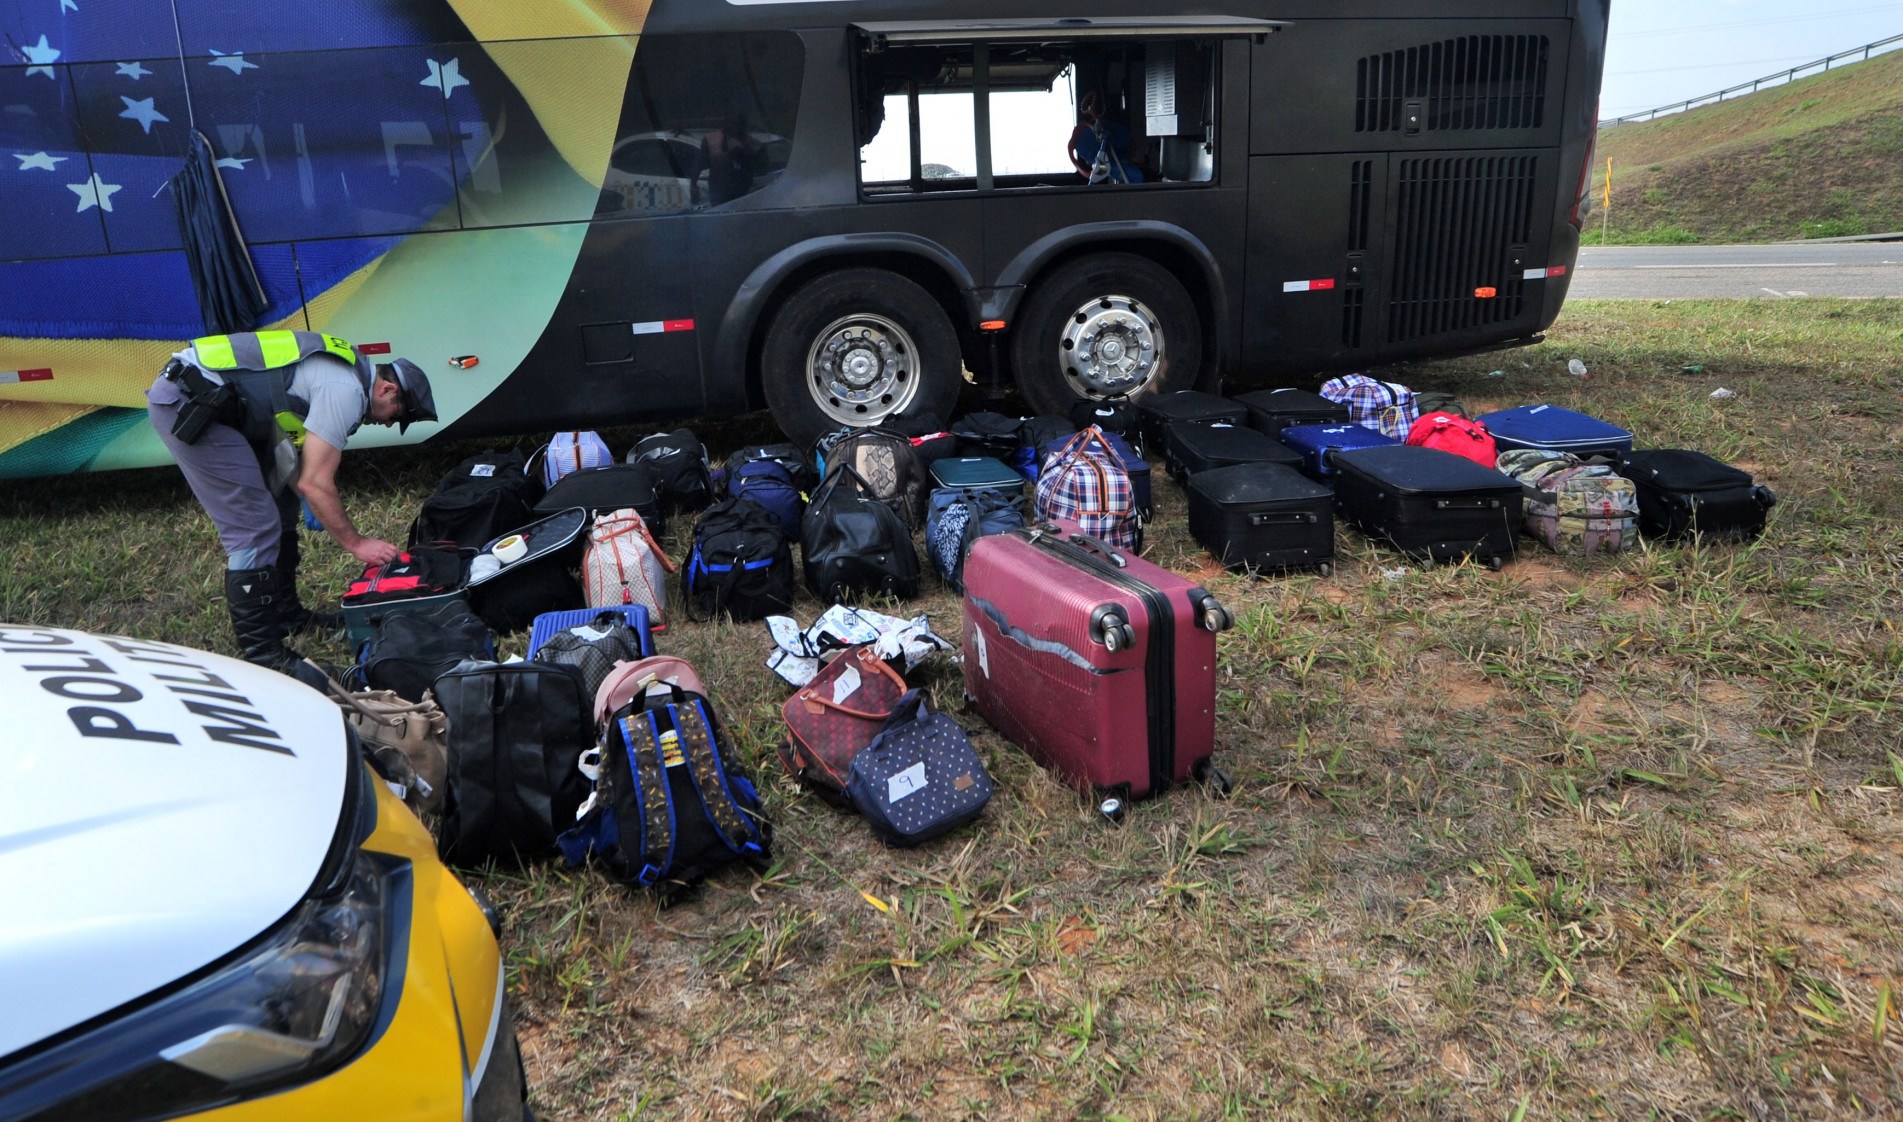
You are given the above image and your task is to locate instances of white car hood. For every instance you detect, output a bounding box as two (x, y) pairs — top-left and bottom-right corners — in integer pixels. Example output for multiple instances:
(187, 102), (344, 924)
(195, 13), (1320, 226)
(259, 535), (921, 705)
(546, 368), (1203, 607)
(0, 628), (348, 1059)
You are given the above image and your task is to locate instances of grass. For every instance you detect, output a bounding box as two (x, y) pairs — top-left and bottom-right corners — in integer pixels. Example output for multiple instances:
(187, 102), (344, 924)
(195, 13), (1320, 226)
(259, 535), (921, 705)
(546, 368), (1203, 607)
(4, 299), (1902, 1119)
(1593, 48), (1903, 244)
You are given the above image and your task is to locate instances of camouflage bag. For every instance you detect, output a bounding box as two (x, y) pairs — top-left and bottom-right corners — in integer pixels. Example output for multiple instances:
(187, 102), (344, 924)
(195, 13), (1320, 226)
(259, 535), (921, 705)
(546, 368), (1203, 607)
(1498, 449), (1639, 556)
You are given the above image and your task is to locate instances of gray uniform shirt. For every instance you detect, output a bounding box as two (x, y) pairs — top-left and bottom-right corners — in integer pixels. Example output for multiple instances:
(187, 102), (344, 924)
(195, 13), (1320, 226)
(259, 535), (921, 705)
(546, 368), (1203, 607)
(172, 346), (368, 449)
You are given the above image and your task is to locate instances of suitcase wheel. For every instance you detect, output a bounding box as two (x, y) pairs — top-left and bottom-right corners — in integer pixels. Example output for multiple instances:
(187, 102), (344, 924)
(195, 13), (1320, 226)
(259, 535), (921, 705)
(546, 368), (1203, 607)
(1098, 796), (1128, 824)
(1194, 759), (1234, 799)
(1485, 555), (1504, 572)
(1317, 562), (1333, 578)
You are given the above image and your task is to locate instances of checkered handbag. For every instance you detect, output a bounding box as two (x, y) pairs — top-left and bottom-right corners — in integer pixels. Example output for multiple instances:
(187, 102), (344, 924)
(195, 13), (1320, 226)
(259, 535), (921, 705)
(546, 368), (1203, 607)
(846, 690), (994, 847)
(1319, 374), (1420, 440)
(1034, 427), (1140, 550)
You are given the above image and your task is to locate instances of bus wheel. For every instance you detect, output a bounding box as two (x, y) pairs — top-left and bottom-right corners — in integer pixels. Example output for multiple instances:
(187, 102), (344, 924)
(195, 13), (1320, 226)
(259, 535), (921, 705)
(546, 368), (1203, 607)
(1011, 252), (1202, 418)
(762, 268), (962, 448)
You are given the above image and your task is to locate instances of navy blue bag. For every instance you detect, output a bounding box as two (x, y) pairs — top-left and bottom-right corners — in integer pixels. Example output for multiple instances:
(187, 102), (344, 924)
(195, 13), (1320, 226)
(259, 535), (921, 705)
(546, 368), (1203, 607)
(558, 682), (770, 891)
(925, 487), (1028, 591)
(846, 690), (995, 847)
(728, 458), (804, 540)
(683, 499), (796, 621)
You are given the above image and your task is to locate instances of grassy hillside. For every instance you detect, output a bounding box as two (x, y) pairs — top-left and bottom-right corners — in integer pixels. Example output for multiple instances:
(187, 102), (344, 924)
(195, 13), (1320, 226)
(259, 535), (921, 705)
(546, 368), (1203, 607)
(1590, 47), (1903, 243)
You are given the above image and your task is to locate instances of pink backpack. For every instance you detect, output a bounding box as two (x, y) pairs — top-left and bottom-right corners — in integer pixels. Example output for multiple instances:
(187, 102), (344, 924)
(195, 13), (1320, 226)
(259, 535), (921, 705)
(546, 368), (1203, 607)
(1406, 411), (1497, 468)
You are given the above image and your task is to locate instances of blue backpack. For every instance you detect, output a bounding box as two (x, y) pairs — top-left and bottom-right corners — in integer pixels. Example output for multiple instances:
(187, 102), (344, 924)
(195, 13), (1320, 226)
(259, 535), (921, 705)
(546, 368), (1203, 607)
(926, 487), (1028, 591)
(557, 682), (770, 891)
(728, 458), (803, 540)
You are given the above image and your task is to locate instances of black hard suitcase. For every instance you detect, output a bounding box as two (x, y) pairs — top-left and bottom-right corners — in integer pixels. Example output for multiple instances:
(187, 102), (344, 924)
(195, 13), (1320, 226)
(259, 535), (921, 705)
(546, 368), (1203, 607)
(1134, 391), (1247, 450)
(1332, 445), (1522, 569)
(1187, 464), (1336, 575)
(1236, 388), (1350, 437)
(1617, 450), (1776, 542)
(1167, 420), (1304, 483)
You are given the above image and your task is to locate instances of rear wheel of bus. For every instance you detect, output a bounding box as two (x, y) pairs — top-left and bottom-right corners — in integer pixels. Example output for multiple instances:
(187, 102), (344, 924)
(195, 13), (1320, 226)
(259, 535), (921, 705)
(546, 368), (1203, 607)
(762, 267), (963, 449)
(1010, 252), (1203, 418)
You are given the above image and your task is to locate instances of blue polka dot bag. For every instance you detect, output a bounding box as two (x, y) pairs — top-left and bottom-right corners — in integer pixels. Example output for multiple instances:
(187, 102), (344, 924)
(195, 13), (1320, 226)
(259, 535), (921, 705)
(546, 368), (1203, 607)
(846, 690), (995, 848)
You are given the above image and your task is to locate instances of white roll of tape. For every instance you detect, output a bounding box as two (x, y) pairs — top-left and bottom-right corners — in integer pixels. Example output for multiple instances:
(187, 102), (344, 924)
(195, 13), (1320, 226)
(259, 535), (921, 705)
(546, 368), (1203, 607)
(492, 534), (529, 564)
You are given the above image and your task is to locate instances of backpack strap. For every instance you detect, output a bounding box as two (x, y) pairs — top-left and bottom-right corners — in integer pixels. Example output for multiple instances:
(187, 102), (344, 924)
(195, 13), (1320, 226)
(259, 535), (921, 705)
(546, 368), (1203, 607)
(670, 700), (766, 856)
(618, 710), (677, 887)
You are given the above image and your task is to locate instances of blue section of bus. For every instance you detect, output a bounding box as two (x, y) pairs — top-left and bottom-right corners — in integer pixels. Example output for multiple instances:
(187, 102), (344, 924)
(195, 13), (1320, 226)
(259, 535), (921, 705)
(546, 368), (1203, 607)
(1, 0), (463, 64)
(0, 240), (393, 339)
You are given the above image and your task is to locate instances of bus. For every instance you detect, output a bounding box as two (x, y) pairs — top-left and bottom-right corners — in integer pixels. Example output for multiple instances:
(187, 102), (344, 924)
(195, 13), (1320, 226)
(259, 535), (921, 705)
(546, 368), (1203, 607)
(0, 0), (1609, 476)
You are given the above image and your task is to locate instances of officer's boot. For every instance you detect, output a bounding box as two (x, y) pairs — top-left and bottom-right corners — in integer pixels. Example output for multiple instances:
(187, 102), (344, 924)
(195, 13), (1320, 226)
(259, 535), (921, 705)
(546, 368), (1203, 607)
(275, 532), (343, 636)
(225, 567), (330, 690)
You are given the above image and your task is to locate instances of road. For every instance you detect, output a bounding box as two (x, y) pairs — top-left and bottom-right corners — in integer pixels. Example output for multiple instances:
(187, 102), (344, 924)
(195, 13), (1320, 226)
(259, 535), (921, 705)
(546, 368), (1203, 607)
(1570, 243), (1903, 300)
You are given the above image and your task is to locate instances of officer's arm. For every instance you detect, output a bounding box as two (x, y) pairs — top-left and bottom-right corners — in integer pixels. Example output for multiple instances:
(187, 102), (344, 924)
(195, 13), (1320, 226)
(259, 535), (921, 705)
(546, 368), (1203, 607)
(295, 434), (399, 566)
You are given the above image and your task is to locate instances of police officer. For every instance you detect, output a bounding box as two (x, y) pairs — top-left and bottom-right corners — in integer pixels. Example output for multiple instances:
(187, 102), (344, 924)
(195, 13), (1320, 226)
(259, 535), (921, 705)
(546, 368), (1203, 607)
(146, 330), (437, 682)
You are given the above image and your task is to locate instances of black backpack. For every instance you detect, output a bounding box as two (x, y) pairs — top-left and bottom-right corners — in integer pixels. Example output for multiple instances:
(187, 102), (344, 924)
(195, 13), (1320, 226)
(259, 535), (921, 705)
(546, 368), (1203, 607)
(409, 449), (539, 549)
(684, 498), (796, 621)
(353, 598), (494, 702)
(530, 611), (649, 700)
(557, 678), (770, 892)
(816, 427), (929, 528)
(434, 660), (597, 867)
(630, 429), (714, 514)
(801, 465), (921, 602)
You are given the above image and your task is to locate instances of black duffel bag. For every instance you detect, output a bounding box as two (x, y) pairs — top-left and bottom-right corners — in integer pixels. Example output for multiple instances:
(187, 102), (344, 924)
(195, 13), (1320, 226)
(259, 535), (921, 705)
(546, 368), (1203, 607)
(683, 498), (795, 621)
(629, 429), (714, 514)
(801, 464), (920, 603)
(434, 660), (596, 867)
(354, 598), (494, 702)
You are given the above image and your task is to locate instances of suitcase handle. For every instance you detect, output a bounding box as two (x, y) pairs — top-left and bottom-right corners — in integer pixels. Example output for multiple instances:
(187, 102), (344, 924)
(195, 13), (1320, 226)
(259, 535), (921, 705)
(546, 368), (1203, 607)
(1248, 512), (1316, 526)
(1064, 533), (1128, 568)
(1433, 498), (1501, 511)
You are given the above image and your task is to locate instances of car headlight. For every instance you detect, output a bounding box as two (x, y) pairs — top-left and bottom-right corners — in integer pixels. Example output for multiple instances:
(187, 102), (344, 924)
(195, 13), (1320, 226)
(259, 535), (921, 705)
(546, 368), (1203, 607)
(0, 849), (410, 1122)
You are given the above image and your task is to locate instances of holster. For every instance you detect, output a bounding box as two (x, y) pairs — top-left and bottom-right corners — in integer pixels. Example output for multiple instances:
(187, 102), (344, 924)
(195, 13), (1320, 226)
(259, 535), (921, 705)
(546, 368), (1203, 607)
(165, 359), (241, 445)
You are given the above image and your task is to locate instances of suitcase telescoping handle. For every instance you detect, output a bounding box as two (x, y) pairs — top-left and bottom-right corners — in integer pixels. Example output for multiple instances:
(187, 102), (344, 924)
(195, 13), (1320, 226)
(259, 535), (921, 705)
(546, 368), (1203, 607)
(1249, 512), (1316, 526)
(1434, 498), (1502, 510)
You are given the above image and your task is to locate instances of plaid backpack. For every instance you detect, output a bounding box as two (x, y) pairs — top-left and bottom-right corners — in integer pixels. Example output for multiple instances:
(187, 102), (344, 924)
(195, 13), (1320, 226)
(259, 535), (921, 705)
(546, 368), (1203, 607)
(1498, 449), (1640, 556)
(1034, 427), (1141, 550)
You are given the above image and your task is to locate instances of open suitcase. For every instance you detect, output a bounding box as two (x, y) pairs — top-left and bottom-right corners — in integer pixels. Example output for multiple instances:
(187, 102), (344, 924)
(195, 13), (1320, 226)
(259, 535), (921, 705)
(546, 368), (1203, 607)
(1236, 387), (1349, 437)
(1186, 464), (1336, 575)
(961, 525), (1234, 815)
(1478, 405), (1633, 458)
(1167, 420), (1304, 482)
(1332, 445), (1522, 569)
(1278, 422), (1399, 479)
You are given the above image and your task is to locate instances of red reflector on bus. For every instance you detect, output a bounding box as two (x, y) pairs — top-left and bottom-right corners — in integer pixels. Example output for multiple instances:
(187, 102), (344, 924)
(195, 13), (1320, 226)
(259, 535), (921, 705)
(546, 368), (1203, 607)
(0, 368), (53, 384)
(980, 320), (1007, 332)
(1474, 287), (1497, 299)
(358, 342), (393, 355)
(663, 319), (696, 333)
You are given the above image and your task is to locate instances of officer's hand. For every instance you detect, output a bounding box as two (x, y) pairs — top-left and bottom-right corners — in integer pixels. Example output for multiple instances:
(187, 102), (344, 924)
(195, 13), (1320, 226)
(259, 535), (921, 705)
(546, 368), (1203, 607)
(350, 538), (401, 567)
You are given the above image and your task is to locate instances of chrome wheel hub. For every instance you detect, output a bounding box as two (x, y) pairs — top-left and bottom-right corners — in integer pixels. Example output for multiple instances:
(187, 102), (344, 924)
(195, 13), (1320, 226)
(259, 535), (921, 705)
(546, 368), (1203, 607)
(1060, 295), (1165, 398)
(807, 313), (920, 425)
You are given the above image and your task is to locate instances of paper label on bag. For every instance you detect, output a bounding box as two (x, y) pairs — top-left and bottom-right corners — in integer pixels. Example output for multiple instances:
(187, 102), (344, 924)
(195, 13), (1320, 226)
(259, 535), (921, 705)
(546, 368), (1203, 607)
(569, 625), (607, 642)
(888, 762), (928, 803)
(470, 463), (496, 478)
(973, 627), (989, 678)
(832, 665), (862, 705)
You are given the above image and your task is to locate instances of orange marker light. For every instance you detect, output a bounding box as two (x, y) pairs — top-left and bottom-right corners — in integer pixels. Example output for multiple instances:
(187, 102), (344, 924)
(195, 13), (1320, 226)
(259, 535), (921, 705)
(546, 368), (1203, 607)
(1474, 287), (1498, 300)
(979, 320), (1007, 332)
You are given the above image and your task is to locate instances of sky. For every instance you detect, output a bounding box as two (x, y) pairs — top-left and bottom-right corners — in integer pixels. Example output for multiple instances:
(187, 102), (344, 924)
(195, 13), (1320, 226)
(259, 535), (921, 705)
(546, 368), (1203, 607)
(1601, 1), (1903, 119)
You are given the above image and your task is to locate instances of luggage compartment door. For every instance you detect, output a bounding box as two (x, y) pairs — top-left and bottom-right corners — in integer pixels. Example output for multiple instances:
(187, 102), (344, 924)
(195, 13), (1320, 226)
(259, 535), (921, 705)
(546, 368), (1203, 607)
(1243, 153), (1388, 372)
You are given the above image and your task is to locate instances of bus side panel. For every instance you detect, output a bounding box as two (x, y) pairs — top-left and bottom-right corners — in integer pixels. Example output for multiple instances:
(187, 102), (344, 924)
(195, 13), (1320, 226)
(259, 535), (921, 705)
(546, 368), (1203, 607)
(1243, 154), (1389, 376)
(1252, 19), (1571, 157)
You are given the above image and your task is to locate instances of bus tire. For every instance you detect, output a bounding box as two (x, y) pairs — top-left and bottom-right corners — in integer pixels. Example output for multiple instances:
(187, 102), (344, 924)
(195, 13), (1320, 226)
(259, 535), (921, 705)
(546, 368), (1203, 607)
(761, 268), (963, 448)
(1010, 252), (1203, 418)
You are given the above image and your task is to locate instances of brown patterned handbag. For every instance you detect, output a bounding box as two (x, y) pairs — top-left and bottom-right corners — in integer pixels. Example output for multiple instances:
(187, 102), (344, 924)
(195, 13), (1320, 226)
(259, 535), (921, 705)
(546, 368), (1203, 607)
(778, 644), (909, 794)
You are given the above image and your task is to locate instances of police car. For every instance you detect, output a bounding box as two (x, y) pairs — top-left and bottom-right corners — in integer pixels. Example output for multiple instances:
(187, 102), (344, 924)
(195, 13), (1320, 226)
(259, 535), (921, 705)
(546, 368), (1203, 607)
(0, 628), (528, 1121)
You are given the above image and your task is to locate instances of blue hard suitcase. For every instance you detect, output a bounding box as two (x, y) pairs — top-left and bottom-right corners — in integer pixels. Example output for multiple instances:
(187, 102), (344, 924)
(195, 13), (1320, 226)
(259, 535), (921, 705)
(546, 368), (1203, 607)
(1278, 423), (1399, 479)
(930, 456), (1025, 494)
(526, 605), (655, 660)
(1478, 405), (1634, 458)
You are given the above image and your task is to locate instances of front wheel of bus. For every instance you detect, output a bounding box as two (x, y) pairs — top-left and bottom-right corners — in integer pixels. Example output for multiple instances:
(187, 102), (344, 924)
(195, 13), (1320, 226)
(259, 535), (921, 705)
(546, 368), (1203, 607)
(762, 268), (963, 449)
(1010, 252), (1203, 418)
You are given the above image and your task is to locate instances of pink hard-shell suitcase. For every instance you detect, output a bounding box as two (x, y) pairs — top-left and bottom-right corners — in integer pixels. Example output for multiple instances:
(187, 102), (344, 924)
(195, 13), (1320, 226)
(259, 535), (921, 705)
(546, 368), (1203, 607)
(960, 525), (1233, 816)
